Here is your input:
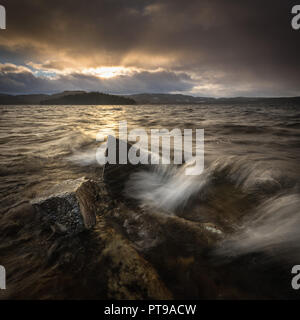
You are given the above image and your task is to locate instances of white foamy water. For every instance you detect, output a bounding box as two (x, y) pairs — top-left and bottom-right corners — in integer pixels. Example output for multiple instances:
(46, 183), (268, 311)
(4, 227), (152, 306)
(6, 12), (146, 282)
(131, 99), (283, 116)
(216, 194), (300, 262)
(126, 163), (211, 213)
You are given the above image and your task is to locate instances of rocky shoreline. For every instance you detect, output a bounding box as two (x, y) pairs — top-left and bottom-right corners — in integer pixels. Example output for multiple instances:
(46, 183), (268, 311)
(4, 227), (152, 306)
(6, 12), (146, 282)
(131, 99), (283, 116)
(0, 141), (298, 299)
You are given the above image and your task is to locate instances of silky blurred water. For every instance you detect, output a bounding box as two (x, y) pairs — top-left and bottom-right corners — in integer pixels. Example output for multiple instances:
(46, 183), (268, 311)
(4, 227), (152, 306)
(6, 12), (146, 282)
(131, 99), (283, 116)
(0, 102), (300, 301)
(0, 103), (299, 214)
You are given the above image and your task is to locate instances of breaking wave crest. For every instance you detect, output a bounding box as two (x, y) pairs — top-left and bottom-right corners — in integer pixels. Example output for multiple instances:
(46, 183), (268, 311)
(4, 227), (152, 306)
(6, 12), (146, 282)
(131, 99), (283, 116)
(126, 156), (295, 213)
(125, 156), (300, 262)
(216, 194), (300, 263)
(126, 162), (211, 213)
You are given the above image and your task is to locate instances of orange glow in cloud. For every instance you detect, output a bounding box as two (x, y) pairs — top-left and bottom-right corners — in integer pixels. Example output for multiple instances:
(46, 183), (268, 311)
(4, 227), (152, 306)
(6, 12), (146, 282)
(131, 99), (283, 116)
(82, 66), (134, 78)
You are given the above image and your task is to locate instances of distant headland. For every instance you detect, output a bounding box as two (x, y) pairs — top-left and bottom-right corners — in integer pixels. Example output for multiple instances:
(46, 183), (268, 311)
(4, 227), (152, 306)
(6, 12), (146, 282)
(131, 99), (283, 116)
(0, 91), (136, 105)
(0, 91), (299, 105)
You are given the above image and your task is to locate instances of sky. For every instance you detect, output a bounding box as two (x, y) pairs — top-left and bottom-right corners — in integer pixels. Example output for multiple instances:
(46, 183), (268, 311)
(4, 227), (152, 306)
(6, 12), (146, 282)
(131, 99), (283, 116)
(0, 0), (299, 97)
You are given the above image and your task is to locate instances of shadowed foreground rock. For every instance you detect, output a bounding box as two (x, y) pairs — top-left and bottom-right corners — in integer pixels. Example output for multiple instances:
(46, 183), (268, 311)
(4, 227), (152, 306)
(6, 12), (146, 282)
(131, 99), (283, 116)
(0, 177), (172, 300)
(31, 178), (98, 235)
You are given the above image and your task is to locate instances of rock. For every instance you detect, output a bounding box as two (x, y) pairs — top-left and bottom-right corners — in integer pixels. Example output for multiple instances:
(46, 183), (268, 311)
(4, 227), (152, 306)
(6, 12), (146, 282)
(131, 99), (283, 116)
(103, 136), (150, 199)
(50, 222), (68, 234)
(95, 223), (172, 300)
(31, 177), (99, 235)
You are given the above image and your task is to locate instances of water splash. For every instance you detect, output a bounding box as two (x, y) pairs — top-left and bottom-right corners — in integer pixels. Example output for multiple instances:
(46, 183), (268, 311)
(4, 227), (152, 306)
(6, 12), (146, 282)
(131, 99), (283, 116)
(126, 162), (211, 213)
(216, 193), (300, 263)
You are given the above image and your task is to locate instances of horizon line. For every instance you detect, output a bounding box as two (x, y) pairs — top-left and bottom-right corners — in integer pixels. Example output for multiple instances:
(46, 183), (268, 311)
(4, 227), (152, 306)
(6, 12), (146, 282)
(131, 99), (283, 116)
(1, 91), (300, 100)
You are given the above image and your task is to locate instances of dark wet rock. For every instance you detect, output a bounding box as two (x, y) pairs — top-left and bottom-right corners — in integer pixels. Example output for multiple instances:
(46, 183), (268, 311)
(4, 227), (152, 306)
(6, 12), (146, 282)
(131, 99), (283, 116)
(106, 202), (223, 254)
(0, 209), (172, 300)
(1, 177), (172, 300)
(103, 136), (150, 200)
(50, 222), (68, 234)
(31, 177), (99, 235)
(102, 202), (228, 299)
(94, 222), (172, 299)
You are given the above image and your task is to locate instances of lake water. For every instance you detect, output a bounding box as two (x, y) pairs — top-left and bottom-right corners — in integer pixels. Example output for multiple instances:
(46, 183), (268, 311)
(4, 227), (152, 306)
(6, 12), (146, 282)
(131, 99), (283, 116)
(1, 103), (299, 210)
(0, 103), (300, 298)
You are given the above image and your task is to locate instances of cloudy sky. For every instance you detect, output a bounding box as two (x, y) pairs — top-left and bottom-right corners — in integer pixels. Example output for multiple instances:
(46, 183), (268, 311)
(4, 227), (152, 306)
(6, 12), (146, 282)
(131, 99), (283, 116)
(0, 0), (299, 97)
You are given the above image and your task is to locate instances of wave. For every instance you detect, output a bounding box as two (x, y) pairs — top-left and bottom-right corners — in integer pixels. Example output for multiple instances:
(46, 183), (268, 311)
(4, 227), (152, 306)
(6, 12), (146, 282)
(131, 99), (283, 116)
(125, 156), (293, 213)
(66, 149), (97, 166)
(125, 162), (211, 213)
(63, 132), (300, 264)
(54, 131), (95, 152)
(215, 193), (300, 263)
(218, 124), (269, 134)
(125, 156), (300, 263)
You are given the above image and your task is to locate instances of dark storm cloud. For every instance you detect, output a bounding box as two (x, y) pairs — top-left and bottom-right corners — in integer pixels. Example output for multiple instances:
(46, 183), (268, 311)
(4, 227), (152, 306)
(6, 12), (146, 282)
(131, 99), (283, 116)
(0, 0), (299, 96)
(0, 64), (194, 94)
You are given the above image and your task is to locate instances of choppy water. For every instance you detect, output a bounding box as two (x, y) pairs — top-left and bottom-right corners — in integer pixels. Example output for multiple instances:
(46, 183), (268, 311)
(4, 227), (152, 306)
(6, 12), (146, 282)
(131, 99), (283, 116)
(0, 103), (300, 265)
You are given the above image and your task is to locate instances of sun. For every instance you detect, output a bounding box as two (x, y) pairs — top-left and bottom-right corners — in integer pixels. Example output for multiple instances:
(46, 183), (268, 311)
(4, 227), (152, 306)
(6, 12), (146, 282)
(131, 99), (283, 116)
(83, 66), (131, 79)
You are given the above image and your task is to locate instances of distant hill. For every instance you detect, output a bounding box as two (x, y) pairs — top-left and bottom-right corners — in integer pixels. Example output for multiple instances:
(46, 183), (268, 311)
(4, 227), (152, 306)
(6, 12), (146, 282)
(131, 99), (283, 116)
(0, 91), (82, 105)
(127, 93), (300, 105)
(46, 91), (86, 100)
(127, 93), (214, 104)
(17, 94), (50, 104)
(0, 93), (49, 105)
(0, 91), (299, 105)
(40, 92), (136, 105)
(0, 91), (136, 105)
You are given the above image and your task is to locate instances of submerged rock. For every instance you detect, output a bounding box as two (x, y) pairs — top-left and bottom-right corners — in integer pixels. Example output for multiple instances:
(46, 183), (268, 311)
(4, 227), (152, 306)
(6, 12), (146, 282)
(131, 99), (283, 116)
(31, 177), (99, 235)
